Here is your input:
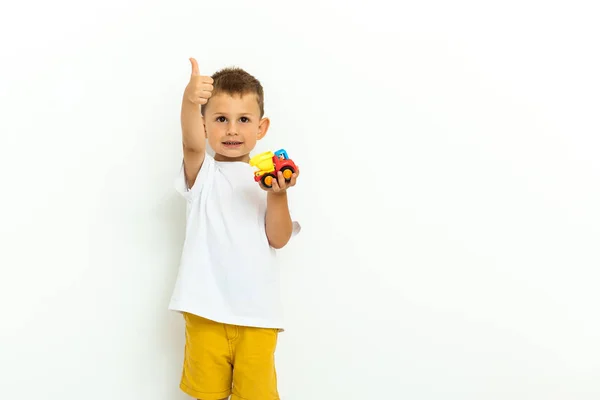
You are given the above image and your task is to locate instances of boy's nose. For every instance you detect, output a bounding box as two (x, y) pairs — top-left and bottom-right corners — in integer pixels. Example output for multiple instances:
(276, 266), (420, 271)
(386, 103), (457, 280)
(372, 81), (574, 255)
(226, 122), (238, 135)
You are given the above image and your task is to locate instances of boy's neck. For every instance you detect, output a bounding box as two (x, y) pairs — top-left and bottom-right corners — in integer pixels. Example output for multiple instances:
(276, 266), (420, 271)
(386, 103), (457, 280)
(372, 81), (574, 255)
(214, 153), (250, 163)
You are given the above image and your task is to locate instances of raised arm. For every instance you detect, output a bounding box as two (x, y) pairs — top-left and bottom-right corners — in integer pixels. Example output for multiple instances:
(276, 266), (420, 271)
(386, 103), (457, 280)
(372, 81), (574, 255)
(181, 58), (214, 189)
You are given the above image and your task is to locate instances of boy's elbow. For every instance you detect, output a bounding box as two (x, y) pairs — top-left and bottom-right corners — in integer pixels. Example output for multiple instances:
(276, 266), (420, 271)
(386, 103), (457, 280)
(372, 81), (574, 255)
(269, 237), (290, 249)
(268, 231), (292, 249)
(266, 217), (293, 249)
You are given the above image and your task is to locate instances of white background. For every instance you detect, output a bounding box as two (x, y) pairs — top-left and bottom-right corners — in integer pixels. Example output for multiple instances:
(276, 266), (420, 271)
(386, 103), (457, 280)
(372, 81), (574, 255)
(1, 1), (599, 399)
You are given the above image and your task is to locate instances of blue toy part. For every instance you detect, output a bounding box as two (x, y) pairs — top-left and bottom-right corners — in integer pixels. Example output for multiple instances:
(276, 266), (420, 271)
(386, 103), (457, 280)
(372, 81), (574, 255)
(274, 149), (289, 160)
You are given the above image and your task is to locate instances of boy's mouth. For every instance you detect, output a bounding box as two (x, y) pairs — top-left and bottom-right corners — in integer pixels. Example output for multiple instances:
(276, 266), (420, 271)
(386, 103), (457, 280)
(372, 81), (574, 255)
(222, 141), (243, 148)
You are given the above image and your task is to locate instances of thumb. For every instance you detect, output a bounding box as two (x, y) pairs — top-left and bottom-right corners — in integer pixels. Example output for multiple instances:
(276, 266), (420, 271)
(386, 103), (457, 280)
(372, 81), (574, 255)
(189, 58), (200, 76)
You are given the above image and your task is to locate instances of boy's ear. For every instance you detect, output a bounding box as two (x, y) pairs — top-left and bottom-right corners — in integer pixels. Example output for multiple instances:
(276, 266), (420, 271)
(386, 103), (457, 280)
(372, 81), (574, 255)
(257, 117), (270, 140)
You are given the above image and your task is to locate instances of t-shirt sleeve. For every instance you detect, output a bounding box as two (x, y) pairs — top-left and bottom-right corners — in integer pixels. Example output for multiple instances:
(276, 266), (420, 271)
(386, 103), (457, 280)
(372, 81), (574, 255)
(291, 220), (301, 237)
(174, 153), (215, 200)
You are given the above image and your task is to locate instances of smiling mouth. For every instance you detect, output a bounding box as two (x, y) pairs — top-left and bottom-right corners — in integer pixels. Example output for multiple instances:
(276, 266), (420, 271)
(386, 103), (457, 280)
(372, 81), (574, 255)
(223, 141), (243, 146)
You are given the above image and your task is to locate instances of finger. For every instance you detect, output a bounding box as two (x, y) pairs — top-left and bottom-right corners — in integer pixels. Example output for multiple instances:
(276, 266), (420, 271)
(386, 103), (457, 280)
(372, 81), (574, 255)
(189, 58), (200, 76)
(197, 90), (213, 99)
(200, 83), (214, 92)
(271, 178), (280, 192)
(277, 171), (287, 188)
(289, 168), (299, 186)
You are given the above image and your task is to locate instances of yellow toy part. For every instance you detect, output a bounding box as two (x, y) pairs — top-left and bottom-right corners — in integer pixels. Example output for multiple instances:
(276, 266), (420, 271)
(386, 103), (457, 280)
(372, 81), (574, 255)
(249, 151), (276, 176)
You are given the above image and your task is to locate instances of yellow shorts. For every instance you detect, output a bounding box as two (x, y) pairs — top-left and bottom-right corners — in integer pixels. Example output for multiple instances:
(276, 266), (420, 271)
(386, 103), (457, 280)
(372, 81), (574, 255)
(180, 312), (280, 400)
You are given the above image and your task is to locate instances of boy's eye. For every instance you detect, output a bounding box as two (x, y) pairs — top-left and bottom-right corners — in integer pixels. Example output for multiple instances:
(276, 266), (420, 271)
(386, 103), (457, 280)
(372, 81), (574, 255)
(216, 116), (227, 122)
(240, 117), (250, 123)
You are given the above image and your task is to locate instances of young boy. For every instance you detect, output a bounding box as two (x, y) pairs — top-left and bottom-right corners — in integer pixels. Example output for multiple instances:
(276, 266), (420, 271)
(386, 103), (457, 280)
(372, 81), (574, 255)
(168, 58), (300, 400)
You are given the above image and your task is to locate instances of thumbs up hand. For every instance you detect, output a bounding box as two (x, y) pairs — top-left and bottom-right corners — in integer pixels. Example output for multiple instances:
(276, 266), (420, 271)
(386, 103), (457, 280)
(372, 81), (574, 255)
(184, 58), (214, 106)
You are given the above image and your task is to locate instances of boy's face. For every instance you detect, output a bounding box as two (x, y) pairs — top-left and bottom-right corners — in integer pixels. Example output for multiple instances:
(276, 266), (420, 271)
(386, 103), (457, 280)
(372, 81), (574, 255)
(203, 92), (269, 162)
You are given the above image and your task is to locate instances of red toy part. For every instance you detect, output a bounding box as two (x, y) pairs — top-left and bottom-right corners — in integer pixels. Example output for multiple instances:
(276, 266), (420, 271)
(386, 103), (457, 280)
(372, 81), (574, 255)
(254, 154), (298, 188)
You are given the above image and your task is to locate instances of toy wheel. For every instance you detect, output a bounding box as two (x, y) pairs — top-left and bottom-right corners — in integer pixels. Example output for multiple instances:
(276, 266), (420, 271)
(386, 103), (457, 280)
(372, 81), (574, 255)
(261, 173), (276, 188)
(280, 167), (295, 182)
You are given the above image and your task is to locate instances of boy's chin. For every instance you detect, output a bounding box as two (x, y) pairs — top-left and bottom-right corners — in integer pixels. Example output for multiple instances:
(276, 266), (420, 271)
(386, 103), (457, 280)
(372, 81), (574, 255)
(215, 146), (251, 161)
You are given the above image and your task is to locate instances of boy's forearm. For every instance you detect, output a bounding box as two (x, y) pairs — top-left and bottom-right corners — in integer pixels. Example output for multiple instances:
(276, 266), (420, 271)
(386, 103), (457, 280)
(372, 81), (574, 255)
(181, 98), (205, 153)
(265, 192), (293, 249)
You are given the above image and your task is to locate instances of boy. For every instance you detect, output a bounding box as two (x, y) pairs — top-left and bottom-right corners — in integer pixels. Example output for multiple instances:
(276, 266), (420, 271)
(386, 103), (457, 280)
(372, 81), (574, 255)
(168, 58), (300, 400)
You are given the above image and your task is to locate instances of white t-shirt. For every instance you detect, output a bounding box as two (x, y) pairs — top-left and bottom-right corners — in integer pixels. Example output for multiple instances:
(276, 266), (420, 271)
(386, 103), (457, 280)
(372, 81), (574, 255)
(168, 153), (300, 329)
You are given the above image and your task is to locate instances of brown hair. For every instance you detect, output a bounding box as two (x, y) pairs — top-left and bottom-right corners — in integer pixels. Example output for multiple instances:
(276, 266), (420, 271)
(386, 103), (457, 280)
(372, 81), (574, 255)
(202, 67), (265, 117)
